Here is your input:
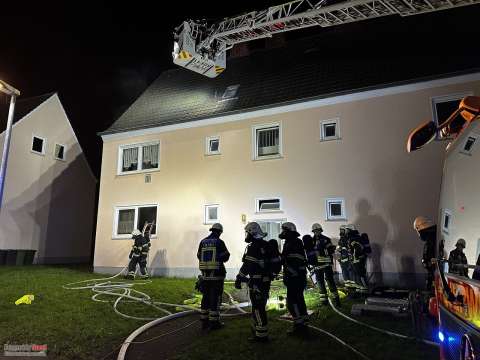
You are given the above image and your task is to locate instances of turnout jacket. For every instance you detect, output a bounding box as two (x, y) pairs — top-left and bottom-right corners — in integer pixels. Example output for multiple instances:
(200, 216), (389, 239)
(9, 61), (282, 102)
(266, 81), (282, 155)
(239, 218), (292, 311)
(337, 234), (351, 263)
(130, 234), (151, 258)
(282, 236), (307, 283)
(197, 233), (230, 280)
(238, 239), (282, 284)
(419, 225), (437, 269)
(311, 234), (336, 269)
(448, 248), (469, 278)
(348, 230), (366, 264)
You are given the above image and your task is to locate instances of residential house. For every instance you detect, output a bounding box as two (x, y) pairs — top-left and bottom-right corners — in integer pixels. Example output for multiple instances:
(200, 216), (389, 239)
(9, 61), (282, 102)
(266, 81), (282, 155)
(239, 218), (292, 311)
(0, 93), (97, 263)
(94, 36), (480, 287)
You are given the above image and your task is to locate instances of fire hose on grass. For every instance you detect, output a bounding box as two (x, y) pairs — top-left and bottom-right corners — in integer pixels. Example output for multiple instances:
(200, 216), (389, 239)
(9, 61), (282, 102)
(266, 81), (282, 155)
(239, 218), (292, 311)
(328, 297), (439, 347)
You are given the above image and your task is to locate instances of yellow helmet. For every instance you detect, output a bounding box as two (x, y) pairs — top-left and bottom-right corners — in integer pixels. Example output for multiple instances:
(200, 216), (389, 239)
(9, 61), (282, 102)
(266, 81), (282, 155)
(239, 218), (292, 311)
(413, 216), (433, 232)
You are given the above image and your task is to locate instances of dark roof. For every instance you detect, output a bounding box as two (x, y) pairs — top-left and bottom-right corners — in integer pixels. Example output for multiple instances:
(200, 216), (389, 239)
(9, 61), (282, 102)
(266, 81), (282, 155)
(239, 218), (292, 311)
(0, 93), (55, 132)
(103, 37), (480, 135)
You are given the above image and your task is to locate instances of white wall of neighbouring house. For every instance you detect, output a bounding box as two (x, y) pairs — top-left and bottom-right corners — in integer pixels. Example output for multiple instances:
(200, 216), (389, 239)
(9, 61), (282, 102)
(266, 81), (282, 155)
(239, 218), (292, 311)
(94, 75), (480, 287)
(0, 94), (97, 264)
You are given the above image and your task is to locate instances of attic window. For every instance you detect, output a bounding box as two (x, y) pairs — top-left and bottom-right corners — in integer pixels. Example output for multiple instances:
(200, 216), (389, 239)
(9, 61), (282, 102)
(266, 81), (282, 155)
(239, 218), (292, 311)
(221, 85), (240, 100)
(31, 135), (45, 155)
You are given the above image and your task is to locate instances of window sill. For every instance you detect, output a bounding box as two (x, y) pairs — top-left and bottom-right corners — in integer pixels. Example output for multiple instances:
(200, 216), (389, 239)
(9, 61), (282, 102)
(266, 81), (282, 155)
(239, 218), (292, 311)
(459, 151), (472, 156)
(31, 150), (45, 156)
(255, 210), (283, 215)
(325, 218), (347, 222)
(112, 235), (158, 240)
(320, 137), (342, 142)
(117, 168), (160, 177)
(205, 152), (221, 156)
(253, 154), (283, 161)
(54, 157), (67, 162)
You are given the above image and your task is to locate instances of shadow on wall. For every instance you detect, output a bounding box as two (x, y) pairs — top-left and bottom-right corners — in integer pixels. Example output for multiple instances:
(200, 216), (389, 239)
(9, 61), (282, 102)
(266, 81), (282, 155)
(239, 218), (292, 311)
(150, 249), (168, 276)
(5, 154), (95, 264)
(353, 198), (388, 287)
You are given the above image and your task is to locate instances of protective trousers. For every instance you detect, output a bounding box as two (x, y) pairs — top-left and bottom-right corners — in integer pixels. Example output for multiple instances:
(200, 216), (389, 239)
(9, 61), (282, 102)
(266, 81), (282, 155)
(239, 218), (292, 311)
(340, 261), (353, 283)
(315, 266), (339, 304)
(286, 280), (308, 327)
(352, 258), (368, 293)
(200, 280), (224, 324)
(425, 265), (434, 292)
(249, 282), (270, 339)
(128, 253), (148, 275)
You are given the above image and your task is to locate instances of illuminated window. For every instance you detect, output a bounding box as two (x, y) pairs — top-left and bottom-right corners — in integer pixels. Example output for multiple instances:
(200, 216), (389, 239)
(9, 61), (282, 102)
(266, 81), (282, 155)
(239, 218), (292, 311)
(253, 123), (282, 160)
(54, 144), (66, 161)
(31, 135), (46, 155)
(256, 198), (282, 213)
(118, 141), (160, 174)
(221, 85), (240, 100)
(114, 205), (157, 238)
(326, 198), (346, 220)
(205, 136), (220, 155)
(442, 209), (452, 234)
(205, 204), (219, 224)
(320, 118), (340, 141)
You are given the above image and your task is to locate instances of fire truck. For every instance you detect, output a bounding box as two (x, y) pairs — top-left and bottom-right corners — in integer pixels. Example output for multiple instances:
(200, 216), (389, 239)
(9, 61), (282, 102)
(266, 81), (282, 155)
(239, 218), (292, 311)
(408, 95), (480, 360)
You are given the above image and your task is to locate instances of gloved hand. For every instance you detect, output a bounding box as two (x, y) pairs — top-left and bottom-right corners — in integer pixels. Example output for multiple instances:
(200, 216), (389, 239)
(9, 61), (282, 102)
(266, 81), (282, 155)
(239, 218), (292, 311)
(234, 276), (242, 290)
(129, 251), (133, 259)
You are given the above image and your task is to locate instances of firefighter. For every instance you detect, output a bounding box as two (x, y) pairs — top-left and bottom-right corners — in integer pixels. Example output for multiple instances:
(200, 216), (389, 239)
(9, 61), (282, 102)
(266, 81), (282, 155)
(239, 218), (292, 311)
(235, 222), (275, 342)
(126, 224), (152, 280)
(346, 224), (368, 294)
(413, 216), (437, 291)
(311, 223), (340, 306)
(197, 223), (230, 330)
(280, 222), (309, 334)
(448, 238), (469, 278)
(472, 254), (480, 281)
(337, 225), (354, 289)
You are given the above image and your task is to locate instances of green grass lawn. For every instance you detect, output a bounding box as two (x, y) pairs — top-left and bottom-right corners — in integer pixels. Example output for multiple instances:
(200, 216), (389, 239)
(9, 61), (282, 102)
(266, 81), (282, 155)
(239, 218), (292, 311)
(0, 265), (197, 359)
(175, 286), (439, 360)
(0, 266), (439, 360)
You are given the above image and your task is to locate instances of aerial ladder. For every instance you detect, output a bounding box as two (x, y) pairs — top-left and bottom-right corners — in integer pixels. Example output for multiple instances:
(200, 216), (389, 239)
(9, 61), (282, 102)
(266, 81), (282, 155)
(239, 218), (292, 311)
(172, 0), (480, 78)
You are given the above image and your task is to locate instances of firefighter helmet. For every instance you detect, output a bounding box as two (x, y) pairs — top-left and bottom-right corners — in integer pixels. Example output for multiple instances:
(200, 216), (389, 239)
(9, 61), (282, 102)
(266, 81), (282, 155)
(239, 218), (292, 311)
(282, 222), (297, 232)
(311, 223), (323, 233)
(131, 229), (142, 237)
(244, 222), (267, 238)
(456, 238), (466, 248)
(345, 224), (356, 231)
(209, 223), (223, 232)
(413, 216), (433, 232)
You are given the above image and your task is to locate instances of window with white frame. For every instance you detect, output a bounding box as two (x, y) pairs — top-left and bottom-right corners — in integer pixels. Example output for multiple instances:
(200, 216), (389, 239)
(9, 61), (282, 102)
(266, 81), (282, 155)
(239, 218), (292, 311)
(221, 84), (240, 100)
(253, 124), (281, 159)
(114, 205), (158, 238)
(442, 209), (452, 234)
(205, 136), (220, 155)
(325, 198), (346, 220)
(31, 135), (45, 155)
(204, 204), (219, 224)
(460, 134), (478, 155)
(118, 142), (159, 174)
(432, 93), (472, 129)
(320, 118), (340, 141)
(54, 143), (66, 161)
(256, 198), (282, 213)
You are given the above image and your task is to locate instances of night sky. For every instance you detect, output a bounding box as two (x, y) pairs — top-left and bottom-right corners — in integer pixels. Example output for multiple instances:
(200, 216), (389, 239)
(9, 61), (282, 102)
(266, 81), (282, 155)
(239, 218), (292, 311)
(1, 1), (479, 177)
